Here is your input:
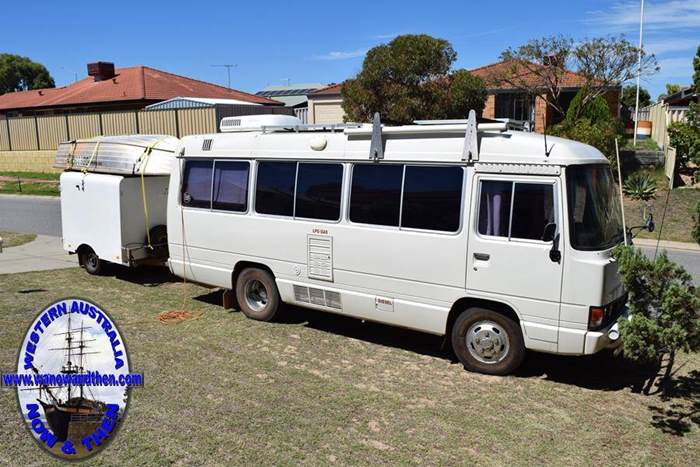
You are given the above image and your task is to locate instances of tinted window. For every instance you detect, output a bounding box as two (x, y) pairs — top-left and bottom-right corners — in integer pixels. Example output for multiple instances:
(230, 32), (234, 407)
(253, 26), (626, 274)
(255, 162), (296, 216)
(295, 163), (343, 220)
(212, 161), (249, 212)
(402, 166), (463, 232)
(182, 160), (213, 208)
(350, 164), (403, 226)
(478, 181), (512, 237)
(511, 183), (554, 240)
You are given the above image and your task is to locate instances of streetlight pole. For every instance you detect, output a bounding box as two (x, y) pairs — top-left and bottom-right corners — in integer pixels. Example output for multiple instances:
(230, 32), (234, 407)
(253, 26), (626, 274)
(633, 0), (645, 147)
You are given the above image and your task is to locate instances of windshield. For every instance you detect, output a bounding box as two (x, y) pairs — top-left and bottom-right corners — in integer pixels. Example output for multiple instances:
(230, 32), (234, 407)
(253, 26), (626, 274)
(566, 164), (624, 251)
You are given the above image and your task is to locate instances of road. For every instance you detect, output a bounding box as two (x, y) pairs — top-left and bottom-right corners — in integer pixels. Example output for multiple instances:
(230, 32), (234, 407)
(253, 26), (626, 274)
(0, 195), (62, 237)
(1, 194), (699, 282)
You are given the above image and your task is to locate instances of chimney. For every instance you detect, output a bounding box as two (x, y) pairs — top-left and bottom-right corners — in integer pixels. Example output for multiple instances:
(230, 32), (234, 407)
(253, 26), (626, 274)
(87, 62), (116, 81)
(543, 54), (559, 67)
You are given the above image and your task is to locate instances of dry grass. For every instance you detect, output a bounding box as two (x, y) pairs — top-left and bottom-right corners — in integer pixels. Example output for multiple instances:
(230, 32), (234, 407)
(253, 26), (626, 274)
(0, 267), (698, 465)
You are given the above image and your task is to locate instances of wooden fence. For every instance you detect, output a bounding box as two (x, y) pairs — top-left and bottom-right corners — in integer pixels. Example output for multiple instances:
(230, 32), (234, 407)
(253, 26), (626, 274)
(0, 107), (222, 151)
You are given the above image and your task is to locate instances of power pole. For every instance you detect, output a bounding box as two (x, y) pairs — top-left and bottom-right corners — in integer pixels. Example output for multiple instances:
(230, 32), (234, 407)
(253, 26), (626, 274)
(633, 0), (645, 147)
(211, 64), (237, 89)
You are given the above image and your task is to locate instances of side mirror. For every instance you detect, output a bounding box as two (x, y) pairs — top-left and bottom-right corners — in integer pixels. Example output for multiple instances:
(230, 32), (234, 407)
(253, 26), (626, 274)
(549, 233), (561, 263)
(646, 213), (655, 233)
(542, 222), (557, 242)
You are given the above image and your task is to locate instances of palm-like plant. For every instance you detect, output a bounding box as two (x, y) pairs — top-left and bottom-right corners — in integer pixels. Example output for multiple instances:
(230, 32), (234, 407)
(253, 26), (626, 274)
(623, 172), (657, 222)
(623, 172), (657, 201)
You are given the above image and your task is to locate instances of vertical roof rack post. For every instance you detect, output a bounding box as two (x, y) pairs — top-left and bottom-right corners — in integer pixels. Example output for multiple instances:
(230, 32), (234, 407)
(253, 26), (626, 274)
(461, 109), (479, 162)
(369, 112), (384, 160)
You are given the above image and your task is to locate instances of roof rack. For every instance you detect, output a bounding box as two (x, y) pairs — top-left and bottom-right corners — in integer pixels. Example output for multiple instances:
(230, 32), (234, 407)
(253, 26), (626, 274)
(345, 110), (505, 162)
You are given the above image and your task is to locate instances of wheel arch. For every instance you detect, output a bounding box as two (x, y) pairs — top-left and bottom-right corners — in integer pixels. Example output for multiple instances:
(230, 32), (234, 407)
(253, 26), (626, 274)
(446, 297), (521, 336)
(75, 244), (93, 266)
(231, 261), (275, 289)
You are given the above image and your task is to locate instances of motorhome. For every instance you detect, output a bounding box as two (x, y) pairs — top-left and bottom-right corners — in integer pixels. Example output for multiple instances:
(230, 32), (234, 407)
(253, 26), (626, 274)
(165, 112), (628, 375)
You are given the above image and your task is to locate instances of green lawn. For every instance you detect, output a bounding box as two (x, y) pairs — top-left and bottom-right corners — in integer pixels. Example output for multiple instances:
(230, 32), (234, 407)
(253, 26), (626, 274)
(621, 167), (698, 243)
(0, 231), (36, 248)
(0, 171), (60, 180)
(621, 138), (661, 151)
(0, 268), (698, 465)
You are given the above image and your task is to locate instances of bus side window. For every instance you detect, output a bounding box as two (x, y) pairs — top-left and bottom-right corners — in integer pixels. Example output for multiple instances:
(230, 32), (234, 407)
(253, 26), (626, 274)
(182, 159), (213, 208)
(212, 161), (249, 212)
(255, 161), (296, 216)
(295, 163), (343, 221)
(349, 164), (403, 226)
(402, 166), (463, 232)
(510, 183), (554, 241)
(478, 180), (512, 237)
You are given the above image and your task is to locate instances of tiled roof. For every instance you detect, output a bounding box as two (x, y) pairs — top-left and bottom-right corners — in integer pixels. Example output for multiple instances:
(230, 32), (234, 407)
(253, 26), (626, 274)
(308, 84), (342, 96)
(0, 66), (281, 110)
(470, 60), (594, 90)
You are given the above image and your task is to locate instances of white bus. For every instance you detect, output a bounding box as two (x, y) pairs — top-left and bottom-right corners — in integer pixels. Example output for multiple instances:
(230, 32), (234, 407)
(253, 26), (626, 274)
(166, 113), (627, 375)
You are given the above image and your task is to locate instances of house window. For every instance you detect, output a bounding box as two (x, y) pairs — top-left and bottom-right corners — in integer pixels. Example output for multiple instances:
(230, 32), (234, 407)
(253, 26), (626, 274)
(494, 93), (534, 121)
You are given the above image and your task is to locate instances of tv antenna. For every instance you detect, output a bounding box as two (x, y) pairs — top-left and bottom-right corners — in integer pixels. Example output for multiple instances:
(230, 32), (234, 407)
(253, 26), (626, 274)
(211, 64), (237, 88)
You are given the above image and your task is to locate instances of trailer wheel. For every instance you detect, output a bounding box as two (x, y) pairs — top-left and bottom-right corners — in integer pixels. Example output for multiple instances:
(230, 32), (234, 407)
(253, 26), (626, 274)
(80, 246), (104, 276)
(451, 307), (525, 375)
(235, 268), (280, 322)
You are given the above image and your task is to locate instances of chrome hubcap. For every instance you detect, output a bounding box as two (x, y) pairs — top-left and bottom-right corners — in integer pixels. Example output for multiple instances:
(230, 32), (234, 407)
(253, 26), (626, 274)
(465, 320), (510, 364)
(244, 279), (268, 312)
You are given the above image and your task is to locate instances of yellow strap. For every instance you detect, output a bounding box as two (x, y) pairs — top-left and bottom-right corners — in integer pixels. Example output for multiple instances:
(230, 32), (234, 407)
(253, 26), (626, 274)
(67, 141), (77, 169)
(81, 140), (101, 175)
(139, 139), (164, 249)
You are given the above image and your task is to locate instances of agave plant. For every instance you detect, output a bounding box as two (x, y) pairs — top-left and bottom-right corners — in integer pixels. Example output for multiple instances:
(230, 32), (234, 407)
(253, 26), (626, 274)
(623, 172), (657, 201)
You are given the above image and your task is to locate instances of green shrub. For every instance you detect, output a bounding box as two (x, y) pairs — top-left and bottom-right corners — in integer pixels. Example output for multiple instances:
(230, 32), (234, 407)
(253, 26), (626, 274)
(549, 118), (621, 172)
(566, 88), (612, 124)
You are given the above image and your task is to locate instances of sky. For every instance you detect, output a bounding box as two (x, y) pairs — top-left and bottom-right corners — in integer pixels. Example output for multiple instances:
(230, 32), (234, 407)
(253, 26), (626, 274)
(2, 0), (698, 100)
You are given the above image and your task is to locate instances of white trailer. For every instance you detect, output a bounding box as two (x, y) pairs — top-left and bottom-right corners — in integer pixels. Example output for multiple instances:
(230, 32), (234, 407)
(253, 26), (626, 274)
(164, 113), (630, 375)
(56, 135), (178, 274)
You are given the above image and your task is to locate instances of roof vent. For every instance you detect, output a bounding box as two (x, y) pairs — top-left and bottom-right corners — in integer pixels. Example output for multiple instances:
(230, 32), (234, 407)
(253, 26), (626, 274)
(219, 114), (303, 132)
(202, 139), (213, 151)
(87, 61), (116, 81)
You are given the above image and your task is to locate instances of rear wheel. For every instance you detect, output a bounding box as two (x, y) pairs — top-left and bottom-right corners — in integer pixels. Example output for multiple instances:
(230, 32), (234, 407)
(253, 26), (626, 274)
(451, 307), (525, 375)
(79, 246), (104, 276)
(235, 268), (280, 321)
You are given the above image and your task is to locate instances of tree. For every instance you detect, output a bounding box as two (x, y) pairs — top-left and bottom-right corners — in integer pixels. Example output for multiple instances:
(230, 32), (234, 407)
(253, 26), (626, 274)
(496, 35), (658, 120)
(549, 87), (622, 171)
(621, 84), (651, 109)
(0, 53), (54, 94)
(658, 84), (683, 102)
(341, 34), (487, 124)
(668, 46), (700, 170)
(613, 245), (700, 391)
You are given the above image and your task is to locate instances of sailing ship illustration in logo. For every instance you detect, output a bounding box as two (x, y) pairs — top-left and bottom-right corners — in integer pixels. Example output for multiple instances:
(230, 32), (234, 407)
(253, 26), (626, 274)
(29, 313), (107, 442)
(13, 298), (138, 460)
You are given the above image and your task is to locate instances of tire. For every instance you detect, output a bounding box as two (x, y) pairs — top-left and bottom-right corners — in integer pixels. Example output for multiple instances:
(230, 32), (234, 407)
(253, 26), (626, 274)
(451, 307), (525, 375)
(80, 246), (104, 276)
(235, 268), (281, 322)
(148, 225), (169, 259)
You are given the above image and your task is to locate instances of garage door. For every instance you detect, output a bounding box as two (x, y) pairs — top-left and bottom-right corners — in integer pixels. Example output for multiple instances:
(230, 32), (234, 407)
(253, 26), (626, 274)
(314, 103), (345, 124)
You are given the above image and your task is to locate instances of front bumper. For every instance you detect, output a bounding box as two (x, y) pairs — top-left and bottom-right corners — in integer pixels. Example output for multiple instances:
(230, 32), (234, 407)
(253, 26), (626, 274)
(583, 306), (629, 354)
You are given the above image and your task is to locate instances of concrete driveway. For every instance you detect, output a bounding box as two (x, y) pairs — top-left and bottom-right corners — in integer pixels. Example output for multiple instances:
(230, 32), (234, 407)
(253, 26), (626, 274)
(0, 235), (77, 274)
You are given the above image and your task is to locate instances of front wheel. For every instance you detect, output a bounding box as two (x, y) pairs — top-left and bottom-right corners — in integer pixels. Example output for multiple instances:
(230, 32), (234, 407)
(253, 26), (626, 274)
(451, 307), (525, 375)
(235, 268), (281, 321)
(79, 246), (104, 276)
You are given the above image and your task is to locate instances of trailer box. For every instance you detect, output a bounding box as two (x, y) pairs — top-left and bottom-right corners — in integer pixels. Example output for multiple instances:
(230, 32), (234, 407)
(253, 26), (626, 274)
(60, 171), (169, 268)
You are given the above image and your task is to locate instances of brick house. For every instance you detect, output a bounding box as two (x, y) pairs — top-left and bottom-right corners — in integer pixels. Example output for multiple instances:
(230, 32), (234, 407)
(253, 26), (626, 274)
(0, 61), (281, 117)
(471, 60), (620, 132)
